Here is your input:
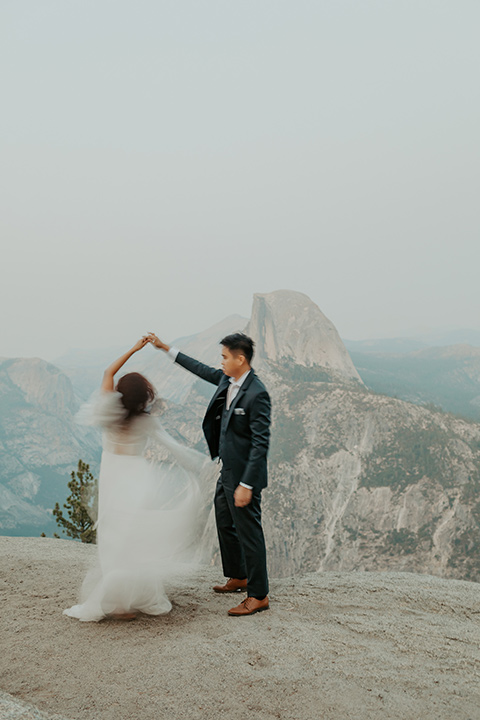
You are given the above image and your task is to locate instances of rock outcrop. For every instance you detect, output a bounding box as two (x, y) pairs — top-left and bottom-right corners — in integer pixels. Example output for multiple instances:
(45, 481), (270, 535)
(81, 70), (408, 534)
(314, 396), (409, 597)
(246, 290), (362, 382)
(157, 292), (480, 582)
(1, 537), (480, 720)
(259, 375), (480, 581)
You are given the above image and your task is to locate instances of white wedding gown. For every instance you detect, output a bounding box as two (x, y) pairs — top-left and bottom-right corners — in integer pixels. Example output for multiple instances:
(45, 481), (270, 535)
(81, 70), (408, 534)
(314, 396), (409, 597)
(64, 392), (212, 622)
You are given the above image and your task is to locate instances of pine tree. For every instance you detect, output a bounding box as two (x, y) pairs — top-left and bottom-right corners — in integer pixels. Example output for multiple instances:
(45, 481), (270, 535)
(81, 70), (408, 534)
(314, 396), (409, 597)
(52, 460), (97, 543)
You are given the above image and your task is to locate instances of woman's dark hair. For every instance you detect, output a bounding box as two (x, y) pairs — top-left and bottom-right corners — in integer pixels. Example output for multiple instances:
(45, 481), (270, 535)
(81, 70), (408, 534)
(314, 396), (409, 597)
(220, 333), (255, 364)
(116, 372), (156, 421)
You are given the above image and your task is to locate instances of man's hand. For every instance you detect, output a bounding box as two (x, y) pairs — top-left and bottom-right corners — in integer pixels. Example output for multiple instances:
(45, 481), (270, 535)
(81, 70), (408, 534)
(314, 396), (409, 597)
(147, 333), (170, 352)
(234, 485), (252, 508)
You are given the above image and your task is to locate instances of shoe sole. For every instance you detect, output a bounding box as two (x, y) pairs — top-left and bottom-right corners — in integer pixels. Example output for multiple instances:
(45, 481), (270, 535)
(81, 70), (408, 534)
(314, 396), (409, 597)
(228, 606), (269, 616)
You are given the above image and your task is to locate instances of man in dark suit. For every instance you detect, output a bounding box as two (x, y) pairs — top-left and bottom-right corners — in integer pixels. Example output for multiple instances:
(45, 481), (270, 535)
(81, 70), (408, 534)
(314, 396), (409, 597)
(148, 332), (271, 616)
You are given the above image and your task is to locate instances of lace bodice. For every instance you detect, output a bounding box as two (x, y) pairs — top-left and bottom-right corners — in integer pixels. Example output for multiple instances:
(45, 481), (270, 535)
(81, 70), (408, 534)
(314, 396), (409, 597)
(76, 391), (153, 455)
(76, 391), (208, 471)
(102, 416), (152, 455)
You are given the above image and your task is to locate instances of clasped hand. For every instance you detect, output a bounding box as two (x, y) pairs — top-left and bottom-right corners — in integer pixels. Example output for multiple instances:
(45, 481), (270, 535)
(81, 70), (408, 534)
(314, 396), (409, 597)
(131, 333), (167, 353)
(132, 336), (150, 352)
(146, 332), (168, 351)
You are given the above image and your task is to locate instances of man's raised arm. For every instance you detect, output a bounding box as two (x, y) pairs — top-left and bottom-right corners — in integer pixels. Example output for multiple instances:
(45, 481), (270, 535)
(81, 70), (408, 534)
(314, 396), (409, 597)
(147, 333), (224, 386)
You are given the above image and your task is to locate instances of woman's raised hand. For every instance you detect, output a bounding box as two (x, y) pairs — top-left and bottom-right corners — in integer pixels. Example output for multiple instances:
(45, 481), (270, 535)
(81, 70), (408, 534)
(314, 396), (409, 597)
(101, 337), (150, 392)
(132, 336), (150, 353)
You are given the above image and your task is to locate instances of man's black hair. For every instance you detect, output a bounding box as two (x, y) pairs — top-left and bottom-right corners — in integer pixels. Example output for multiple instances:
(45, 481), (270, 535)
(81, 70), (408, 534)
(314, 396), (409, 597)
(220, 333), (255, 364)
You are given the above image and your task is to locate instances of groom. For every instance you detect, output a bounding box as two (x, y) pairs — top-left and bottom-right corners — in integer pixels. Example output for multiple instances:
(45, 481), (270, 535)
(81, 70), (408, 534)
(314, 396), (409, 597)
(148, 332), (271, 616)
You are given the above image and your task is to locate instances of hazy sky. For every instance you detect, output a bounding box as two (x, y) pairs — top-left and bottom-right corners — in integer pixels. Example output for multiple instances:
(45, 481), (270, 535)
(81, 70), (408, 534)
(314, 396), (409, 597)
(1, 1), (479, 360)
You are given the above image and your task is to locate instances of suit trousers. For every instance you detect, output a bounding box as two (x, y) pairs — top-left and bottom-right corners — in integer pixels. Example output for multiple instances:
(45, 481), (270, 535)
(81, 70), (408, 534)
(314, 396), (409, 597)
(214, 477), (269, 599)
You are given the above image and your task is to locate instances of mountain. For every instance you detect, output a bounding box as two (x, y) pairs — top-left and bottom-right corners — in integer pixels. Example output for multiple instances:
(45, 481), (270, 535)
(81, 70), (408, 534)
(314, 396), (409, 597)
(158, 292), (480, 583)
(0, 316), (248, 536)
(2, 290), (480, 588)
(259, 370), (480, 581)
(345, 337), (428, 355)
(0, 357), (100, 535)
(350, 343), (480, 421)
(247, 290), (362, 382)
(417, 328), (480, 347)
(344, 328), (480, 354)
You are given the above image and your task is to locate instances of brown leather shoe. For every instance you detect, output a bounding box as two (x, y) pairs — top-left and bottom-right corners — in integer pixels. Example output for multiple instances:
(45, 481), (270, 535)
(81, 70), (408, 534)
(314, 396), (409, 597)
(228, 596), (269, 616)
(213, 578), (248, 593)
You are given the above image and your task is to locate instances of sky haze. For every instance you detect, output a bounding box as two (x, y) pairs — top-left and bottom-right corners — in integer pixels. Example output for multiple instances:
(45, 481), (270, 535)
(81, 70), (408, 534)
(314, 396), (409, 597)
(1, 1), (479, 360)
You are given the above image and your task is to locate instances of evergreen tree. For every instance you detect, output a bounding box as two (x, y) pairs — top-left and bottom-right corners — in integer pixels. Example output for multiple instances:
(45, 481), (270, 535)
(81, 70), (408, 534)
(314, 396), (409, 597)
(52, 460), (97, 543)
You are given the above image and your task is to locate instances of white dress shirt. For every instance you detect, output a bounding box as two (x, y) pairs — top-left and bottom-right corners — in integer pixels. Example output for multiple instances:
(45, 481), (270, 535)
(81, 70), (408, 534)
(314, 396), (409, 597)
(167, 346), (180, 361)
(226, 369), (250, 409)
(226, 371), (253, 489)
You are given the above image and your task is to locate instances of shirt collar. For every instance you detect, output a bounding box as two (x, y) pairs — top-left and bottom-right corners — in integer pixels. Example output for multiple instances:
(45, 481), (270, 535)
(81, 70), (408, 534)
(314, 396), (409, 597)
(229, 369), (251, 388)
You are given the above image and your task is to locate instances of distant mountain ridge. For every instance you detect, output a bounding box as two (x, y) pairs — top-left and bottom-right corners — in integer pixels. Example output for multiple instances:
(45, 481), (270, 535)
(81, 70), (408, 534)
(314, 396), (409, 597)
(2, 290), (480, 587)
(344, 328), (480, 355)
(349, 343), (480, 421)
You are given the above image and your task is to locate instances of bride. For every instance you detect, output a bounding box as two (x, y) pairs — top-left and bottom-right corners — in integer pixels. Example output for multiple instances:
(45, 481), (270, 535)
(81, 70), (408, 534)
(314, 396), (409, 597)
(64, 337), (211, 622)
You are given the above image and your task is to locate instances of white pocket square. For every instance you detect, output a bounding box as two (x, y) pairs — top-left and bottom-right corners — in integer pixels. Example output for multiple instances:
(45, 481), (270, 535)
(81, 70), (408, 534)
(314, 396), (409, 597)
(234, 408), (246, 415)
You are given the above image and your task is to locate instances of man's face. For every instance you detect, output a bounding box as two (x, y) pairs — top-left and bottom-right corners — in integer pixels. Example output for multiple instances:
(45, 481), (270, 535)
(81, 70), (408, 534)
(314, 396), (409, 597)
(221, 346), (243, 377)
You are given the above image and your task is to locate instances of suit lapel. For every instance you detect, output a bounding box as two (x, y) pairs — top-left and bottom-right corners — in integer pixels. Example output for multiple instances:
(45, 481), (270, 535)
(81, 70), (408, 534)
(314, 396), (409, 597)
(224, 371), (255, 429)
(205, 376), (229, 416)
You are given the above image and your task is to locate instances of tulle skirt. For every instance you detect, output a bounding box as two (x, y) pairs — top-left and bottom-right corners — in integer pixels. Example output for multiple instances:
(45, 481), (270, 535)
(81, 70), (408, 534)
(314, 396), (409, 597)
(64, 451), (202, 622)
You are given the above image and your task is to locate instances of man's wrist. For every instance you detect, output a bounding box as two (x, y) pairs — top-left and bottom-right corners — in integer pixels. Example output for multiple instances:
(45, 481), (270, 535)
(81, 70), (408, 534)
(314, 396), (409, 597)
(239, 482), (253, 490)
(167, 346), (180, 361)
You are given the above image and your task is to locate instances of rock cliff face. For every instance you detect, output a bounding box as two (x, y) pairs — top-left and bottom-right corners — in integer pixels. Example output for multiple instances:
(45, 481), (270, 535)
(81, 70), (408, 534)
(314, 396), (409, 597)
(2, 290), (480, 587)
(158, 356), (480, 583)
(246, 290), (362, 382)
(258, 370), (480, 581)
(0, 358), (99, 534)
(158, 291), (480, 582)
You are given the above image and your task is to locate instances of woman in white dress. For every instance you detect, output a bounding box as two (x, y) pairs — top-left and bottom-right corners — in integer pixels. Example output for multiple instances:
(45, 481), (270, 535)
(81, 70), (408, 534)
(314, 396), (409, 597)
(64, 338), (210, 622)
